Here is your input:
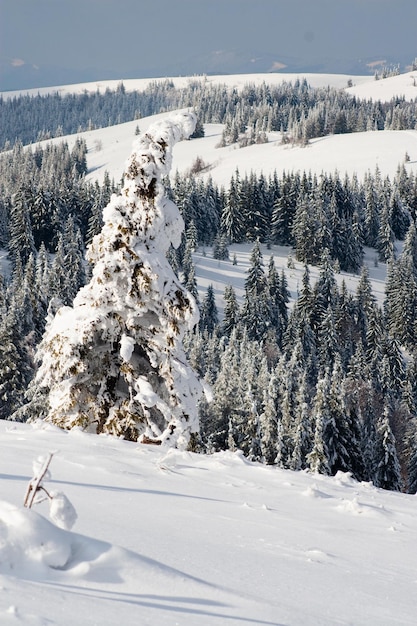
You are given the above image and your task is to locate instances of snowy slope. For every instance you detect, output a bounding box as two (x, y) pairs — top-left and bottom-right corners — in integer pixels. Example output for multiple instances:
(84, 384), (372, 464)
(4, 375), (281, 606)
(16, 70), (417, 189)
(347, 70), (417, 102)
(35, 113), (417, 190)
(193, 243), (389, 319)
(1, 420), (416, 626)
(0, 72), (373, 100)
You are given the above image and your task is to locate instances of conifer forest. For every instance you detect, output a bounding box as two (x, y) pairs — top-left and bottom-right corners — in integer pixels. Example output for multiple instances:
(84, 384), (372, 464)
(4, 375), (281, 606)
(1, 78), (417, 494)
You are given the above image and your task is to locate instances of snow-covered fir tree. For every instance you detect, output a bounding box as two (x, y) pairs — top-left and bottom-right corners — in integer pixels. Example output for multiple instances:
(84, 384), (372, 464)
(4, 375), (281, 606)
(18, 113), (203, 448)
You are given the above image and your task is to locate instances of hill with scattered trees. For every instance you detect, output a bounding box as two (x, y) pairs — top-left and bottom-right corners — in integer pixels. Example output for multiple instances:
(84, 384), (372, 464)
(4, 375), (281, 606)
(1, 72), (417, 493)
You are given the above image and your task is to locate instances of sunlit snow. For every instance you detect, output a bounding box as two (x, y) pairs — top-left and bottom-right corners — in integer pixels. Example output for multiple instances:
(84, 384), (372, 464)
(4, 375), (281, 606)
(1, 421), (416, 626)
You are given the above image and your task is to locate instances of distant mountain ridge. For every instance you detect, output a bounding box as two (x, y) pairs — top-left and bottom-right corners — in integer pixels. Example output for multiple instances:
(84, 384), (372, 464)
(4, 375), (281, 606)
(0, 49), (412, 92)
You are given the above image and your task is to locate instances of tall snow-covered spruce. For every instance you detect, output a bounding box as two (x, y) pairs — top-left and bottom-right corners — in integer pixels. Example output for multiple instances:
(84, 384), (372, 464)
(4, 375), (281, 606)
(28, 112), (203, 447)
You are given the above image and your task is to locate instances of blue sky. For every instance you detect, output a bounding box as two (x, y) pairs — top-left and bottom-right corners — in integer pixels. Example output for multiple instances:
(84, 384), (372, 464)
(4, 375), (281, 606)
(1, 0), (417, 87)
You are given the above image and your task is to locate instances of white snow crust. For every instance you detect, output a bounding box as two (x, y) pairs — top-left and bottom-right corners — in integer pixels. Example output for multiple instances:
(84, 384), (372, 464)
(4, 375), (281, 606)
(0, 421), (416, 625)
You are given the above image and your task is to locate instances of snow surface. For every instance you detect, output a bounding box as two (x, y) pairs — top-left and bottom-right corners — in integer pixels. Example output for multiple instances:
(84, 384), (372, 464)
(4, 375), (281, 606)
(192, 243), (389, 320)
(346, 71), (417, 102)
(30, 111), (417, 191)
(1, 420), (416, 626)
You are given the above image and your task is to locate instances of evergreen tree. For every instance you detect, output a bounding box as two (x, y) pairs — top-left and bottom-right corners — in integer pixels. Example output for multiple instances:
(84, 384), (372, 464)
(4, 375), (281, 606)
(185, 219), (198, 251)
(222, 285), (240, 336)
(307, 373), (332, 476)
(376, 202), (396, 262)
(199, 285), (218, 336)
(373, 402), (403, 491)
(16, 113), (203, 448)
(290, 371), (313, 470)
(0, 317), (34, 419)
(221, 170), (246, 242)
(8, 187), (36, 265)
(202, 329), (244, 452)
(259, 370), (281, 464)
(271, 173), (297, 245)
(407, 429), (417, 494)
(240, 240), (272, 341)
(212, 233), (230, 260)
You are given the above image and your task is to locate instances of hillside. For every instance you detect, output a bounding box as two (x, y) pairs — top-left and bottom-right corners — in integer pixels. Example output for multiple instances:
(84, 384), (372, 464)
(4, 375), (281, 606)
(1, 420), (416, 626)
(23, 71), (417, 190)
(0, 71), (373, 100)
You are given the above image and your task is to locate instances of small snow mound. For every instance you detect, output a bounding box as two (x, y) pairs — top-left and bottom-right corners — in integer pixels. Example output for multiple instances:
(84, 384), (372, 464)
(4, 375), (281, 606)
(302, 484), (332, 499)
(305, 549), (333, 564)
(336, 497), (364, 515)
(49, 492), (78, 530)
(0, 501), (72, 576)
(157, 448), (194, 471)
(333, 471), (357, 487)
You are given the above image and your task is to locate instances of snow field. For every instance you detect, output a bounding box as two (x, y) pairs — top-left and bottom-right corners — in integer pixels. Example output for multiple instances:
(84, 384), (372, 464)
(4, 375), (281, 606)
(1, 420), (417, 625)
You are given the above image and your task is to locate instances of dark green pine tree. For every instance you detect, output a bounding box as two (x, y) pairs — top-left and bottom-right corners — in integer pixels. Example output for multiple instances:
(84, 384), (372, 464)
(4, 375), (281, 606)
(221, 170), (246, 243)
(278, 270), (290, 329)
(271, 173), (298, 245)
(199, 285), (218, 336)
(307, 372), (332, 475)
(181, 242), (194, 286)
(290, 370), (314, 470)
(339, 211), (364, 273)
(240, 240), (272, 341)
(373, 402), (403, 491)
(296, 264), (314, 323)
(71, 137), (88, 177)
(388, 190), (409, 241)
(335, 280), (356, 367)
(235, 336), (269, 460)
(267, 256), (286, 346)
(317, 305), (339, 374)
(85, 181), (105, 245)
(62, 217), (86, 303)
(33, 243), (51, 336)
(48, 233), (67, 304)
(355, 264), (376, 348)
(8, 187), (36, 265)
(212, 233), (230, 260)
(0, 318), (34, 419)
(7, 254), (35, 340)
(310, 249), (339, 335)
(260, 370), (281, 465)
(402, 220), (417, 271)
(376, 202), (396, 262)
(328, 355), (364, 478)
(245, 172), (270, 242)
(385, 249), (417, 351)
(31, 187), (55, 250)
(202, 328), (244, 452)
(313, 364), (350, 476)
(363, 174), (381, 247)
(292, 192), (318, 264)
(185, 267), (200, 307)
(190, 114), (205, 138)
(0, 267), (36, 419)
(222, 285), (240, 337)
(185, 219), (198, 252)
(407, 429), (417, 493)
